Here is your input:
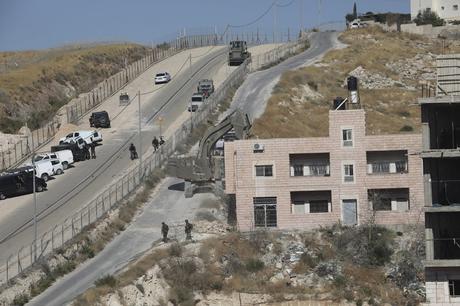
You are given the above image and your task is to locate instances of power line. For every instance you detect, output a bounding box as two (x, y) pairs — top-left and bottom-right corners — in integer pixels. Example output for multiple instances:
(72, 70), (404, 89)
(228, 1), (277, 28)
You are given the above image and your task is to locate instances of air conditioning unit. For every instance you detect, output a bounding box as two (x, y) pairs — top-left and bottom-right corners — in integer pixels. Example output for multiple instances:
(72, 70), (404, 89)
(253, 143), (265, 152)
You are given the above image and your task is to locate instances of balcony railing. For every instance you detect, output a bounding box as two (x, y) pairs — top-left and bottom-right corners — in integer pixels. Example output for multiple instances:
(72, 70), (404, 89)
(290, 164), (330, 177)
(367, 161), (408, 175)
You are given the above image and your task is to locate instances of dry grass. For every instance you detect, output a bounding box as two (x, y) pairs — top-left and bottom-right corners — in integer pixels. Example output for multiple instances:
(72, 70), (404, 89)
(252, 26), (460, 138)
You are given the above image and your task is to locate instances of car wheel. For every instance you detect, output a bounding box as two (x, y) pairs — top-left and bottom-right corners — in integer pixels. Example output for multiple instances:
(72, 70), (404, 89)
(0, 193), (6, 200)
(41, 173), (49, 182)
(62, 162), (69, 170)
(56, 169), (63, 175)
(36, 185), (44, 192)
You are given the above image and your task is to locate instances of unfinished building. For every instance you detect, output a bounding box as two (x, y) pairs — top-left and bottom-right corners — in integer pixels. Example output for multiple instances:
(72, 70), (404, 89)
(423, 54), (460, 304)
(224, 85), (424, 231)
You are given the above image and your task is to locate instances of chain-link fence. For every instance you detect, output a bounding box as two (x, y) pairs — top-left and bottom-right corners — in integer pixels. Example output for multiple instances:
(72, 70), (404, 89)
(0, 34), (219, 173)
(0, 36), (308, 286)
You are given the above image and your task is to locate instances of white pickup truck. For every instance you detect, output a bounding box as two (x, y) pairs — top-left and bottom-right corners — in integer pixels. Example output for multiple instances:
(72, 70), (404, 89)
(59, 130), (102, 145)
(33, 150), (74, 170)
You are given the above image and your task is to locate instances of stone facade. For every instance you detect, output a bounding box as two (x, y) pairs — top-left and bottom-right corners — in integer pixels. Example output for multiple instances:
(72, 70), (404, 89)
(224, 108), (424, 231)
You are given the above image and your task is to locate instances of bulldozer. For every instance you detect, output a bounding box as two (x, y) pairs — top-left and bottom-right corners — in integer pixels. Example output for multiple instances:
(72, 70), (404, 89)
(168, 110), (251, 197)
(228, 41), (251, 66)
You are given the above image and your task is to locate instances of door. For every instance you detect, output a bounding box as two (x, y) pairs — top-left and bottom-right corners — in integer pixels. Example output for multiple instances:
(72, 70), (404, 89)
(342, 199), (357, 226)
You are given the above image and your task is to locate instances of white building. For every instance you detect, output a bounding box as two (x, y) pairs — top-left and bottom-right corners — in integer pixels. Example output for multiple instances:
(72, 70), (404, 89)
(411, 0), (460, 20)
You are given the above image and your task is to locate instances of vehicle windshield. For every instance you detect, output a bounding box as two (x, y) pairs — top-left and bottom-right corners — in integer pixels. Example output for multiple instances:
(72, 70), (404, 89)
(156, 73), (165, 77)
(192, 96), (203, 102)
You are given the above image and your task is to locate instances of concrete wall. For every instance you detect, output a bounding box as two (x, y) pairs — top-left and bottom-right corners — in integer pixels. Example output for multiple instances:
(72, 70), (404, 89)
(401, 23), (460, 38)
(224, 108), (424, 231)
(426, 267), (460, 304)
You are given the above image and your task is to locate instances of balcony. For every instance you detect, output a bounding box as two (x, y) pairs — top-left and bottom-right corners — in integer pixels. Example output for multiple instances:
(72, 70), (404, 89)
(290, 153), (330, 177)
(291, 191), (332, 214)
(425, 158), (460, 207)
(368, 188), (409, 211)
(426, 212), (460, 262)
(367, 150), (408, 175)
(421, 103), (460, 150)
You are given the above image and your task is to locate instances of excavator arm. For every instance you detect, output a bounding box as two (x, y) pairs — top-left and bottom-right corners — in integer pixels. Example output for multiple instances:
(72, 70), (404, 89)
(168, 110), (251, 183)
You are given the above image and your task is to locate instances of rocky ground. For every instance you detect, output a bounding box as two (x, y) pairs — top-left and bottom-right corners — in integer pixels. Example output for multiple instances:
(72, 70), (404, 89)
(73, 208), (425, 306)
(252, 26), (460, 138)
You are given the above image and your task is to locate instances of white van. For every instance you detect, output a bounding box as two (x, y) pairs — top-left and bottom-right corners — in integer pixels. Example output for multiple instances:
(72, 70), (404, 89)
(32, 160), (54, 182)
(34, 150), (74, 170)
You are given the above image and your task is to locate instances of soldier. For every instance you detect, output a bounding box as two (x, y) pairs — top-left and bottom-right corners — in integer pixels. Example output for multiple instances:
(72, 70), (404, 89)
(152, 137), (159, 152)
(185, 219), (193, 240)
(129, 143), (137, 160)
(89, 142), (96, 159)
(159, 136), (165, 145)
(161, 222), (169, 242)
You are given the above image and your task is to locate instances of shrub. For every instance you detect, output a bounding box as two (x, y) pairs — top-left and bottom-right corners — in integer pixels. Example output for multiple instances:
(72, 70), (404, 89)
(195, 211), (217, 222)
(245, 258), (265, 273)
(95, 274), (117, 288)
(414, 10), (445, 27)
(80, 244), (95, 258)
(400, 125), (414, 132)
(168, 243), (183, 257)
(11, 293), (30, 306)
(168, 286), (194, 306)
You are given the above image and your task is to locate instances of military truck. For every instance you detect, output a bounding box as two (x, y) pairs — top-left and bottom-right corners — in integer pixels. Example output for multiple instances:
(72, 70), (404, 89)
(197, 79), (214, 98)
(228, 41), (251, 66)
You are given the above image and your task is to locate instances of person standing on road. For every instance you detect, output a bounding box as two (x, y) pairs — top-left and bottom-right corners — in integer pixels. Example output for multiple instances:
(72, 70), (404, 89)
(159, 136), (165, 145)
(152, 137), (159, 152)
(129, 143), (137, 160)
(90, 142), (96, 159)
(161, 222), (169, 242)
(185, 219), (193, 240)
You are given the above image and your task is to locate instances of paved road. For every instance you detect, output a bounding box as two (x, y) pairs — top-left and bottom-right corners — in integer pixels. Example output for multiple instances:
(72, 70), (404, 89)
(25, 32), (340, 305)
(27, 177), (217, 306)
(229, 32), (341, 119)
(0, 46), (228, 264)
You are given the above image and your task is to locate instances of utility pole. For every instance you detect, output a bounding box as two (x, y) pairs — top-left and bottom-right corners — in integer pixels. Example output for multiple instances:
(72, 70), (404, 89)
(32, 153), (37, 261)
(138, 91), (142, 181)
(273, 4), (277, 43)
(189, 53), (193, 131)
(318, 0), (322, 28)
(300, 0), (304, 32)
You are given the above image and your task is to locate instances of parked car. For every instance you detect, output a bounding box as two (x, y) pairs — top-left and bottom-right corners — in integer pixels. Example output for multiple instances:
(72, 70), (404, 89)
(51, 143), (90, 162)
(0, 171), (47, 200)
(49, 158), (64, 175)
(59, 130), (102, 145)
(188, 93), (205, 112)
(33, 150), (74, 170)
(154, 72), (171, 84)
(89, 111), (111, 128)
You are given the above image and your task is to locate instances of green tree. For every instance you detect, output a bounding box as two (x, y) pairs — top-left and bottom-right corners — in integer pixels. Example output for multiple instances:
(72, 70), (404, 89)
(414, 9), (445, 26)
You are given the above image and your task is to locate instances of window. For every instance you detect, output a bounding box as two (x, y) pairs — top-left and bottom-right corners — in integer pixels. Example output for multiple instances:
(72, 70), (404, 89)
(373, 198), (392, 211)
(450, 280), (460, 297)
(255, 165), (273, 177)
(454, 5), (459, 11)
(309, 200), (329, 213)
(293, 165), (303, 176)
(254, 197), (277, 227)
(292, 201), (306, 214)
(344, 164), (354, 182)
(342, 129), (353, 147)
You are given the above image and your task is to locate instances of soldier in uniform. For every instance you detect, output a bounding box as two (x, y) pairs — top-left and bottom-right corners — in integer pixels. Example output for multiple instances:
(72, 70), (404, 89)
(185, 219), (193, 240)
(152, 137), (159, 152)
(161, 222), (169, 242)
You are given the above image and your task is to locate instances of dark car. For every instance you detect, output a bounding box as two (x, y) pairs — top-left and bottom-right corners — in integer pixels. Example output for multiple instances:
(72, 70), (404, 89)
(89, 111), (111, 128)
(51, 143), (90, 162)
(0, 171), (47, 200)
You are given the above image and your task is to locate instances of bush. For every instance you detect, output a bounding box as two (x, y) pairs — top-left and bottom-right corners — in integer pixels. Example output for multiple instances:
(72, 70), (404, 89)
(80, 243), (95, 258)
(95, 274), (117, 288)
(11, 293), (30, 306)
(168, 243), (183, 257)
(400, 125), (414, 132)
(195, 211), (217, 222)
(414, 10), (445, 27)
(245, 258), (265, 273)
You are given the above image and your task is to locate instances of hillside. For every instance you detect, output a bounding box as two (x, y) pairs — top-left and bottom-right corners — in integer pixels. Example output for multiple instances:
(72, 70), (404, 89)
(252, 27), (460, 138)
(0, 43), (150, 133)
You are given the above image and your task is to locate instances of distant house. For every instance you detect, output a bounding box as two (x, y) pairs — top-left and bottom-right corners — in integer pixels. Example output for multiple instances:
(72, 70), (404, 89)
(411, 0), (460, 21)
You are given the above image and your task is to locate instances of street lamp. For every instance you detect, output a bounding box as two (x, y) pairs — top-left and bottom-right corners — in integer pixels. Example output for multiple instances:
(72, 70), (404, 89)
(31, 153), (37, 261)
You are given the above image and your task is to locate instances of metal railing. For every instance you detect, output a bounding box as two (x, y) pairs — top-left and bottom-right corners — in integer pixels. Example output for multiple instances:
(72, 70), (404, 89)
(249, 39), (308, 72)
(0, 36), (308, 286)
(0, 34), (220, 173)
(367, 160), (408, 174)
